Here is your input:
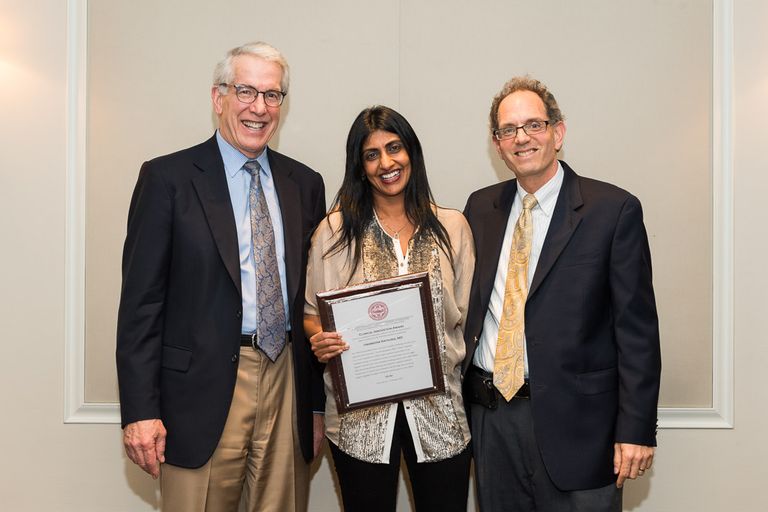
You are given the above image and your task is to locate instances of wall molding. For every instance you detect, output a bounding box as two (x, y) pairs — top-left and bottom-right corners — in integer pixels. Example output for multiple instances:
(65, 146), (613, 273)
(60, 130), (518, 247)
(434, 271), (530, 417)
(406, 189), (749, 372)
(64, 0), (116, 423)
(64, 0), (734, 427)
(656, 0), (734, 429)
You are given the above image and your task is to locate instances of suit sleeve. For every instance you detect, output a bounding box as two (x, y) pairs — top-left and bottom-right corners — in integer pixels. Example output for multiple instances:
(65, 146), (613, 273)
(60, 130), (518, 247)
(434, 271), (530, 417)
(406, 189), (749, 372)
(116, 162), (172, 428)
(609, 195), (661, 446)
(462, 194), (474, 225)
(308, 177), (327, 412)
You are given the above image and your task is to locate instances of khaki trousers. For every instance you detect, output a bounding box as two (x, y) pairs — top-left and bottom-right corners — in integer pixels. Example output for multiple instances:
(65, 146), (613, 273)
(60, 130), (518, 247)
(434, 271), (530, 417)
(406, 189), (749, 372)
(160, 344), (309, 512)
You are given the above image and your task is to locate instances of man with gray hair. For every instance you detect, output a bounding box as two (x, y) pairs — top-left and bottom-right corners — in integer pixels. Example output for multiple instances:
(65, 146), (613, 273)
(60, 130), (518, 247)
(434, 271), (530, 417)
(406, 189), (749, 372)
(117, 41), (326, 511)
(463, 76), (661, 511)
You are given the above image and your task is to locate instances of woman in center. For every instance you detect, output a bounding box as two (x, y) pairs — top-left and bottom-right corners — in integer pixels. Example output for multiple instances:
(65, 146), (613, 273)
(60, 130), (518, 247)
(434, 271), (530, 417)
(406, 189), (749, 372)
(304, 105), (475, 511)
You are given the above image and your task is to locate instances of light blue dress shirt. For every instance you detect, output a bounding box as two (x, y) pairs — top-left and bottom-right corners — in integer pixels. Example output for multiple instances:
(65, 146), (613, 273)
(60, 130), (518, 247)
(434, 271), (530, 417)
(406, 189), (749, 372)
(215, 131), (290, 334)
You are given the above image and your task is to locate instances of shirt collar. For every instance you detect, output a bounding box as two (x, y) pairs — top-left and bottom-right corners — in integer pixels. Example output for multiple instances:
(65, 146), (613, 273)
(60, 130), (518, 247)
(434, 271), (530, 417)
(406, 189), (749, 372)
(516, 162), (564, 218)
(215, 130), (271, 178)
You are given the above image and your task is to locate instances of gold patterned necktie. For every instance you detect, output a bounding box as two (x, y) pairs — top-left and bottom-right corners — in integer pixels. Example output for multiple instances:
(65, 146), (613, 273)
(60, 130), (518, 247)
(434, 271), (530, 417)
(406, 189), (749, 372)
(244, 160), (286, 362)
(494, 193), (538, 401)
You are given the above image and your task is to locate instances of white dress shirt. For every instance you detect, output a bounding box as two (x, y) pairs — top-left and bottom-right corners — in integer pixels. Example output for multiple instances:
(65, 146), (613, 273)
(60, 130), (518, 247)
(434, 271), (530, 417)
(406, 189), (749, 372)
(473, 163), (564, 375)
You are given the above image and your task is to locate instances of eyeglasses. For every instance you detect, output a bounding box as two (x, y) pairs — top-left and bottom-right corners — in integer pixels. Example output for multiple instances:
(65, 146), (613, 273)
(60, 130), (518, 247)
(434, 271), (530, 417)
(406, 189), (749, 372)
(493, 120), (550, 141)
(220, 83), (286, 107)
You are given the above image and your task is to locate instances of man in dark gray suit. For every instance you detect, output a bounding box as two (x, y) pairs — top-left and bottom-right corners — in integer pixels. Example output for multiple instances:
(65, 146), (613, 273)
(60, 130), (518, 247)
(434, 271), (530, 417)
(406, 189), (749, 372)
(463, 76), (661, 511)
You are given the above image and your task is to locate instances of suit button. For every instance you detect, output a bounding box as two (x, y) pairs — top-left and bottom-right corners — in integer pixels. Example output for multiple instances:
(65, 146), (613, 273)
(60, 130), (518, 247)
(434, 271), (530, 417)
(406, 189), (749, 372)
(231, 354), (238, 363)
(236, 310), (242, 319)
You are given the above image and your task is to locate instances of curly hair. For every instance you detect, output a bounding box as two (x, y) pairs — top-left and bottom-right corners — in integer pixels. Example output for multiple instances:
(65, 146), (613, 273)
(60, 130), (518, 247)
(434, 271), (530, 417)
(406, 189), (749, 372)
(489, 76), (564, 133)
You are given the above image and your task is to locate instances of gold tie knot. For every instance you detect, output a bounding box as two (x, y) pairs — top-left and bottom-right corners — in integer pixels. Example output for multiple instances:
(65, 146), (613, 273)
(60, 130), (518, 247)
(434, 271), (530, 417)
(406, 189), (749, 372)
(523, 194), (538, 211)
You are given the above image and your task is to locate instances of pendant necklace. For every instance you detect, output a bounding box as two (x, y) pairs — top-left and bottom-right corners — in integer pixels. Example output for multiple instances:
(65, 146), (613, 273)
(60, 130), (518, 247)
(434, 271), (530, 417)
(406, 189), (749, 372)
(377, 212), (410, 239)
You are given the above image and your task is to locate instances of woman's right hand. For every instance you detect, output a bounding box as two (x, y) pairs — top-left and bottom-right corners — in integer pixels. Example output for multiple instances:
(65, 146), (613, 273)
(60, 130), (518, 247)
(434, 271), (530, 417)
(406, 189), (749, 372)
(309, 330), (349, 363)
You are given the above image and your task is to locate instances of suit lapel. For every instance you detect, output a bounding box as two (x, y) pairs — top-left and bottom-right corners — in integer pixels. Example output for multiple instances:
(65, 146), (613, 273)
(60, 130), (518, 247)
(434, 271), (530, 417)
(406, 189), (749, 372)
(477, 181), (518, 304)
(528, 163), (583, 299)
(269, 150), (301, 309)
(191, 136), (241, 295)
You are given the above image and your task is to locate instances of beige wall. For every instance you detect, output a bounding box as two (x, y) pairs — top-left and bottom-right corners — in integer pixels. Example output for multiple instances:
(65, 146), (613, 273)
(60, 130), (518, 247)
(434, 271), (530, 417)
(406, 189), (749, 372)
(1, 0), (766, 511)
(83, 0), (714, 410)
(0, 1), (152, 510)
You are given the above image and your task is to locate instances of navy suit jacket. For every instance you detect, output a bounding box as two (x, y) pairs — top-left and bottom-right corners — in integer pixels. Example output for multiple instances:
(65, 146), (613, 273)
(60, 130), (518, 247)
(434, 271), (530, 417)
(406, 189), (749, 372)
(463, 161), (661, 490)
(117, 135), (326, 467)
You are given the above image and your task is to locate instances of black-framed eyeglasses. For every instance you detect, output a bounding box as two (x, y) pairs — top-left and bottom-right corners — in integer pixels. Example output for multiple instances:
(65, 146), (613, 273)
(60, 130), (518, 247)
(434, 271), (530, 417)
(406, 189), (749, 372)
(493, 120), (550, 141)
(220, 83), (286, 107)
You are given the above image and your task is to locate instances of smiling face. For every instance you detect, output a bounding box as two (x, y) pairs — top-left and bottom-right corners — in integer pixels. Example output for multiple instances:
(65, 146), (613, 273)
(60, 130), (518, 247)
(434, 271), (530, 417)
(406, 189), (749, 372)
(494, 90), (565, 192)
(362, 130), (412, 205)
(212, 54), (283, 158)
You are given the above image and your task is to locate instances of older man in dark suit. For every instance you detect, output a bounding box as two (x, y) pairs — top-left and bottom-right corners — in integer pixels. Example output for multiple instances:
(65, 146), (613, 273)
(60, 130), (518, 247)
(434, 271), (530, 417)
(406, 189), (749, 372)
(116, 42), (325, 512)
(463, 76), (661, 511)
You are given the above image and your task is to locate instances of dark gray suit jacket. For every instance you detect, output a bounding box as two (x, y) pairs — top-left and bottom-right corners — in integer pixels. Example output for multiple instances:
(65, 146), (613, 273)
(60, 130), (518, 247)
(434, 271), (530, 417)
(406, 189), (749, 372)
(117, 135), (326, 467)
(463, 161), (661, 490)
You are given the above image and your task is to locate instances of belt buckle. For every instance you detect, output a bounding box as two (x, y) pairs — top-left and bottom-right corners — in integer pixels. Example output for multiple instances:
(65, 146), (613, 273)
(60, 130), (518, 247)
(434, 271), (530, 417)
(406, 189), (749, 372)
(484, 377), (499, 409)
(250, 333), (258, 350)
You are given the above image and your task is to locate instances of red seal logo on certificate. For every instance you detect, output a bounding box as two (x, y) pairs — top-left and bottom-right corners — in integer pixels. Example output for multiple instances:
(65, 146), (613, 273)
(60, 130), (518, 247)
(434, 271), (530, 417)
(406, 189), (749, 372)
(368, 301), (389, 321)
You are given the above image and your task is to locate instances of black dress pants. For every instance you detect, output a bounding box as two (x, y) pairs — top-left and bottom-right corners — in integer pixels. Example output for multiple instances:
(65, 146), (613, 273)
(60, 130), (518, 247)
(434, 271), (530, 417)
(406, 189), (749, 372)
(329, 403), (471, 512)
(471, 397), (622, 512)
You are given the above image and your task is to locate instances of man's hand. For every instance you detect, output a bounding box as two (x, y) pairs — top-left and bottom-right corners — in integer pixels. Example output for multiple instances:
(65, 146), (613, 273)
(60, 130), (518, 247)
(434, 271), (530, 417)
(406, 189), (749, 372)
(614, 442), (654, 488)
(123, 419), (167, 479)
(312, 413), (325, 458)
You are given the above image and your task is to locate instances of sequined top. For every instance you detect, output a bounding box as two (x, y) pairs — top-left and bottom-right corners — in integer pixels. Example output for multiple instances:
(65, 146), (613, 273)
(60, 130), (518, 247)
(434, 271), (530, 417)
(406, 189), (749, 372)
(305, 207), (475, 463)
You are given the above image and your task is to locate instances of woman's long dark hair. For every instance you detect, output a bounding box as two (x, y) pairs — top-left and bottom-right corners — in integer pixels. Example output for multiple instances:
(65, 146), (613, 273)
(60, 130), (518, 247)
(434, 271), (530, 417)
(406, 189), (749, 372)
(325, 105), (453, 273)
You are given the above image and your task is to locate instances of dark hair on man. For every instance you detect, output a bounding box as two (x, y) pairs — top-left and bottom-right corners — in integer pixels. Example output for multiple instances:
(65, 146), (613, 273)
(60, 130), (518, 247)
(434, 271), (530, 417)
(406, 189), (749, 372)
(325, 105), (453, 273)
(489, 75), (565, 133)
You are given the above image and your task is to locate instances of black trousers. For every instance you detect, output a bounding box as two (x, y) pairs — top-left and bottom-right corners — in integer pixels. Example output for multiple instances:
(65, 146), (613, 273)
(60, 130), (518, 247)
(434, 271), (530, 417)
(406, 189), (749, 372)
(471, 398), (622, 512)
(329, 403), (471, 512)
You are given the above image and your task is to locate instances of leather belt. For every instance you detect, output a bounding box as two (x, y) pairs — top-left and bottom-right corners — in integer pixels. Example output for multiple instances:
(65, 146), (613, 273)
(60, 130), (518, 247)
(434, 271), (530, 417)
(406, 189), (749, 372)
(240, 332), (290, 348)
(240, 334), (258, 348)
(465, 365), (530, 409)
